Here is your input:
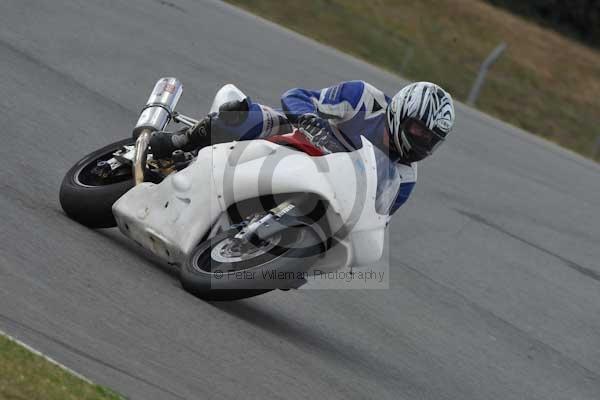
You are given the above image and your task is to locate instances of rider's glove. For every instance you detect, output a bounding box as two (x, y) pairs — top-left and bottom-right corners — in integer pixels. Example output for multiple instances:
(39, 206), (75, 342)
(296, 113), (345, 153)
(150, 116), (212, 159)
(296, 113), (332, 137)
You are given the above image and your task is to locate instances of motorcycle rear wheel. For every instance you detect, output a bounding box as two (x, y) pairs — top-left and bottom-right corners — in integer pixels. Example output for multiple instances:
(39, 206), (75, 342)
(59, 138), (135, 228)
(179, 226), (323, 301)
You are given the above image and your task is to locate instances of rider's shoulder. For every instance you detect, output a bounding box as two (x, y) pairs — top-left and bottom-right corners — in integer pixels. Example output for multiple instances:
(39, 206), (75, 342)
(342, 81), (387, 104)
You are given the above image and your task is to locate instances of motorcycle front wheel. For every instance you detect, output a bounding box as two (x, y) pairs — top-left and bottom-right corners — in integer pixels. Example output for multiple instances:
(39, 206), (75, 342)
(179, 225), (323, 301)
(59, 138), (135, 228)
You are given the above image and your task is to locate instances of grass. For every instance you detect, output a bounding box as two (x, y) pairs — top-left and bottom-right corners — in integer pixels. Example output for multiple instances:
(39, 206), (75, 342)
(0, 334), (124, 400)
(225, 0), (600, 161)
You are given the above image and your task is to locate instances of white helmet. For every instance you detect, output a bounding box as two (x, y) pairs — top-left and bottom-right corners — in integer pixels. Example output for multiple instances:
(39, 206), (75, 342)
(386, 82), (455, 162)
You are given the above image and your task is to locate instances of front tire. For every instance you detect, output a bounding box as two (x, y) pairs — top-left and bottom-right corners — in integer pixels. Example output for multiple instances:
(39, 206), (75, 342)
(179, 226), (323, 301)
(59, 138), (134, 228)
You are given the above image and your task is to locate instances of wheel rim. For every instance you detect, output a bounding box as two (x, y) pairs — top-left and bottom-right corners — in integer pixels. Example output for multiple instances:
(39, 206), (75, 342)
(210, 234), (282, 263)
(74, 149), (132, 187)
(194, 228), (302, 275)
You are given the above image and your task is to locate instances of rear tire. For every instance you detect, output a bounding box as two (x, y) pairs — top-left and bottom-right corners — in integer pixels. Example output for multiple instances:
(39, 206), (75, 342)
(180, 226), (323, 301)
(59, 138), (135, 228)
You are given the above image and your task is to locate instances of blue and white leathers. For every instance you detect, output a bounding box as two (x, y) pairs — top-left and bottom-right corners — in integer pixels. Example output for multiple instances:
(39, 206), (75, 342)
(213, 81), (417, 215)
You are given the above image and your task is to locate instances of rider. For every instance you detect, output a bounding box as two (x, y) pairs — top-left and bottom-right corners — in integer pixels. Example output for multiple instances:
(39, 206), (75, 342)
(150, 80), (455, 215)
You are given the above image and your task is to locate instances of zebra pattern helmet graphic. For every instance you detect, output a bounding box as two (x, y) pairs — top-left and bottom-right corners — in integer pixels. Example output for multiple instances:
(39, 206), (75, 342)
(386, 82), (455, 162)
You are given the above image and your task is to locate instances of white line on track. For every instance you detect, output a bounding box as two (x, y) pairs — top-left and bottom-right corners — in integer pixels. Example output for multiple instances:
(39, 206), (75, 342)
(0, 329), (94, 385)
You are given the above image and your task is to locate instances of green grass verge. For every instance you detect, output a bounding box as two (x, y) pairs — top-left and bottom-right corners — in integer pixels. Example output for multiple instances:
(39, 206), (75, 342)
(225, 0), (600, 161)
(0, 334), (124, 400)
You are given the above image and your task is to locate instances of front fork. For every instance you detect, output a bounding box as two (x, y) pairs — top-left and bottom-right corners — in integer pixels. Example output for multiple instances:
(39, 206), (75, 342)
(234, 199), (329, 255)
(234, 202), (298, 242)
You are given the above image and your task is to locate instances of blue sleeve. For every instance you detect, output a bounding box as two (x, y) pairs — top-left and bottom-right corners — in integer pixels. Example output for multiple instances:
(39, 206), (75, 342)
(280, 88), (321, 123)
(280, 81), (365, 123)
(390, 182), (415, 214)
(322, 81), (363, 108)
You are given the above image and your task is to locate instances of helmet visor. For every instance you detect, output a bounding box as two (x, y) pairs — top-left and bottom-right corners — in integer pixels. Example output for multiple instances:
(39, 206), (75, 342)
(401, 118), (445, 155)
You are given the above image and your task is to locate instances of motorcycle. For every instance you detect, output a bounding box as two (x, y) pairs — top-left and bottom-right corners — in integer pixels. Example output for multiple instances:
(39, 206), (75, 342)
(60, 78), (400, 300)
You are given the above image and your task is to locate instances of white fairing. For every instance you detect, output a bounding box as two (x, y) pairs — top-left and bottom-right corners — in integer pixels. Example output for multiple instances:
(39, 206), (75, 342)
(112, 137), (388, 269)
(209, 84), (247, 114)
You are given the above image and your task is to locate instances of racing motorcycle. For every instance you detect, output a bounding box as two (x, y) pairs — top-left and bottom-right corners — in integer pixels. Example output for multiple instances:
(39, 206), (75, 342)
(60, 78), (398, 300)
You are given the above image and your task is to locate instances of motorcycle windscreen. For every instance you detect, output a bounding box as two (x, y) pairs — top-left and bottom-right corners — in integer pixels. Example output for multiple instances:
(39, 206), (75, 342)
(373, 145), (402, 215)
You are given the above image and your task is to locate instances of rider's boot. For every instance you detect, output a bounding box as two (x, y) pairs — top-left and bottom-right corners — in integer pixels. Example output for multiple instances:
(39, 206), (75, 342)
(149, 116), (211, 159)
(149, 99), (250, 159)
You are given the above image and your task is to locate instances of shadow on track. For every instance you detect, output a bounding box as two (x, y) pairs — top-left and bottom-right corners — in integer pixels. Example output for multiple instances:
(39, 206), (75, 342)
(211, 300), (424, 395)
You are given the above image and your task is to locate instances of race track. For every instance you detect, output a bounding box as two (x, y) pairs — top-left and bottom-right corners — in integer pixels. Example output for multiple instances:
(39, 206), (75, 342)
(1, 1), (599, 399)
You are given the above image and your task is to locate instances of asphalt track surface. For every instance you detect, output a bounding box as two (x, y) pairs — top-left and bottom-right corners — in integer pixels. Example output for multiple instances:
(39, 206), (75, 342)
(1, 1), (599, 399)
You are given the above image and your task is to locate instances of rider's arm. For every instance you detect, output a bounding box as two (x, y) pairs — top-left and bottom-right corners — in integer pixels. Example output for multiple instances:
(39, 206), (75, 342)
(280, 88), (321, 122)
(281, 81), (366, 123)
